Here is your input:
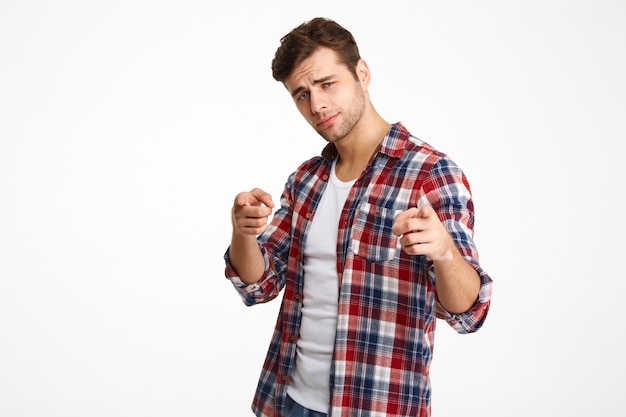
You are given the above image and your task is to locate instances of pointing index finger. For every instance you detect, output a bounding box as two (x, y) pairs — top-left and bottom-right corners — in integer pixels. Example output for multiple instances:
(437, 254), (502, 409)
(394, 207), (419, 223)
(250, 188), (275, 208)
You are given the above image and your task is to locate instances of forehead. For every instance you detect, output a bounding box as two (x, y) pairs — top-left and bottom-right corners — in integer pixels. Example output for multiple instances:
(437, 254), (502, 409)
(284, 47), (347, 89)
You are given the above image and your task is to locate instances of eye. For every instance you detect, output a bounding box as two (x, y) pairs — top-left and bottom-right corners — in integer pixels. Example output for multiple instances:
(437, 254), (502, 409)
(297, 91), (310, 101)
(322, 81), (334, 88)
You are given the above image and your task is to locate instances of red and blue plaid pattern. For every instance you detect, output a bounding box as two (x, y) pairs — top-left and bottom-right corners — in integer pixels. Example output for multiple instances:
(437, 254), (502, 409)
(225, 122), (492, 417)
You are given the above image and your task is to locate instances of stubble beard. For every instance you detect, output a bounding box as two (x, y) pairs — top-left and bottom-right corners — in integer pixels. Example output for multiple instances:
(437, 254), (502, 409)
(315, 83), (365, 144)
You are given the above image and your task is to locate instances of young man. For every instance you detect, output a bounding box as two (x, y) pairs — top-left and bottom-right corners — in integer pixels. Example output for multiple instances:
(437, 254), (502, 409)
(224, 17), (492, 417)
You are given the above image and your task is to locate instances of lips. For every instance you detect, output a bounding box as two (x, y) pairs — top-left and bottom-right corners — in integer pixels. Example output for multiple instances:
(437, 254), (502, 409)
(317, 114), (338, 128)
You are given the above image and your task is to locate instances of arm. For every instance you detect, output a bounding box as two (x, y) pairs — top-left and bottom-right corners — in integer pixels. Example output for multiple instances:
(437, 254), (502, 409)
(229, 188), (275, 284)
(392, 205), (480, 314)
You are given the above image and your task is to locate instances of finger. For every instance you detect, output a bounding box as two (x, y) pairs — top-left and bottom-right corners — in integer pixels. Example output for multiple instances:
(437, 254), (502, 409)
(235, 189), (274, 208)
(394, 207), (419, 224)
(399, 230), (422, 252)
(236, 204), (273, 219)
(237, 220), (269, 236)
(239, 214), (270, 229)
(392, 207), (420, 236)
(417, 205), (433, 219)
(402, 241), (432, 256)
(250, 188), (275, 208)
(235, 192), (253, 207)
(233, 206), (272, 235)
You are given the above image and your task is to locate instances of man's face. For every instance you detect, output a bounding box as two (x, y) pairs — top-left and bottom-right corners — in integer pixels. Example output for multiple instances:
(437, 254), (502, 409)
(284, 47), (366, 143)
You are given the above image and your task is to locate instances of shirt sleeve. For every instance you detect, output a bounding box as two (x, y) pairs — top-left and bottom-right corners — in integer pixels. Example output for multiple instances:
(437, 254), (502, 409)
(421, 157), (493, 334)
(434, 261), (492, 334)
(223, 245), (284, 306)
(223, 174), (296, 307)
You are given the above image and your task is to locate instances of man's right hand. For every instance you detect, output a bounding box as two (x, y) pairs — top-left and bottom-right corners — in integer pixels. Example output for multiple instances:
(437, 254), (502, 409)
(231, 188), (275, 236)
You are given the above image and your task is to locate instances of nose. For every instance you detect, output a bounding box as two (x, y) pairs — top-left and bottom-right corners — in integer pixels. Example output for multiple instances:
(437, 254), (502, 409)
(309, 92), (327, 114)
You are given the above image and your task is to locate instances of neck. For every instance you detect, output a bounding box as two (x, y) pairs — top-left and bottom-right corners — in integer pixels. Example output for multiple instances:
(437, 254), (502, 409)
(334, 109), (391, 181)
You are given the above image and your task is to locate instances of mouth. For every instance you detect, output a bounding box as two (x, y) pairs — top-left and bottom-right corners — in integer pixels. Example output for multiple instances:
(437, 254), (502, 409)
(317, 113), (338, 128)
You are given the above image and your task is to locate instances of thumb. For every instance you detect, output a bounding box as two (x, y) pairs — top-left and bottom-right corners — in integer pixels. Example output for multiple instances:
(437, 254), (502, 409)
(418, 205), (432, 218)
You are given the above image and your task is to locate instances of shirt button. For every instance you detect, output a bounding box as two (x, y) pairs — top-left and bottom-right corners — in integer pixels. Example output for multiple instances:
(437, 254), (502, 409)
(306, 213), (312, 219)
(322, 174), (329, 181)
(294, 293), (301, 300)
(282, 375), (289, 382)
(290, 334), (297, 342)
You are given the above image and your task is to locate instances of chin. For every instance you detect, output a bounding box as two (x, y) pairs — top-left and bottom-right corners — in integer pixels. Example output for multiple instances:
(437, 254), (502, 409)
(315, 128), (338, 143)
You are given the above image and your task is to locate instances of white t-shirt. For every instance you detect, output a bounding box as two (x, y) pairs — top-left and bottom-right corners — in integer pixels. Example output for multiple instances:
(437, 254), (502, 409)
(287, 161), (355, 412)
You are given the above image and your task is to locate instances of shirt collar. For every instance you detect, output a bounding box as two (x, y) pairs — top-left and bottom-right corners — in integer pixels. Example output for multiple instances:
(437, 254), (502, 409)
(320, 122), (409, 160)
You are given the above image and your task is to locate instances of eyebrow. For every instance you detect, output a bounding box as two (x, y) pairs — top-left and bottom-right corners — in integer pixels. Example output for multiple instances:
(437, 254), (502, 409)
(290, 75), (335, 98)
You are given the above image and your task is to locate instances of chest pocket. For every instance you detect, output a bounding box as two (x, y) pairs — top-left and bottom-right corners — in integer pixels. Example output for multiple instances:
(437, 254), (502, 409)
(350, 202), (403, 262)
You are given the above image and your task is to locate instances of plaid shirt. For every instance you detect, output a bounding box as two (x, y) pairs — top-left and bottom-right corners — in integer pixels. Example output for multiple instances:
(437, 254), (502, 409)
(224, 122), (492, 417)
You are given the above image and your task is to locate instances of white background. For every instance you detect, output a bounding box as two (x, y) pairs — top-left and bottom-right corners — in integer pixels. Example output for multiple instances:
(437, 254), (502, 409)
(1, 1), (625, 416)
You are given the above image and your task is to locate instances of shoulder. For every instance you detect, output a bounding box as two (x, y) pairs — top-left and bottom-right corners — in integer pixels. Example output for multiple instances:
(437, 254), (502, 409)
(388, 124), (469, 188)
(286, 154), (333, 187)
(384, 122), (450, 166)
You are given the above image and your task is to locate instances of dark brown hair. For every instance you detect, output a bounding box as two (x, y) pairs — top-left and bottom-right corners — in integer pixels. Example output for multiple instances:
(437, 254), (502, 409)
(271, 17), (361, 82)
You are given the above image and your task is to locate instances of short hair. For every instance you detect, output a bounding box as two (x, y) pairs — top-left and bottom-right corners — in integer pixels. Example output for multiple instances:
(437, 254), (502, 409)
(271, 17), (361, 82)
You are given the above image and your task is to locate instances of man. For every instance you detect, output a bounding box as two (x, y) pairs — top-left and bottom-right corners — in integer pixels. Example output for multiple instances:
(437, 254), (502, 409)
(224, 17), (492, 417)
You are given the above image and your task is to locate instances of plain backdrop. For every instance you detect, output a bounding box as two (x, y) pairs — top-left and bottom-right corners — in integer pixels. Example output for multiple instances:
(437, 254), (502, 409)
(1, 1), (625, 416)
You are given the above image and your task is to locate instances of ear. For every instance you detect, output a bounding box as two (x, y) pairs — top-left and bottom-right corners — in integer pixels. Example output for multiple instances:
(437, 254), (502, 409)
(355, 59), (371, 90)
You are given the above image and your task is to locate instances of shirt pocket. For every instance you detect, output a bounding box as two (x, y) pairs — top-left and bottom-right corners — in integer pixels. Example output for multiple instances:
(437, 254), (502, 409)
(350, 202), (402, 262)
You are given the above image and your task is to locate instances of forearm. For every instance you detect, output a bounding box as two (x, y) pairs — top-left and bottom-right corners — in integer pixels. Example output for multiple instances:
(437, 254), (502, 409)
(229, 233), (266, 284)
(433, 248), (481, 314)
